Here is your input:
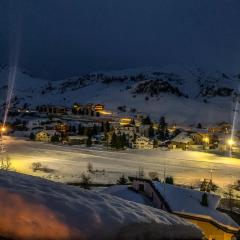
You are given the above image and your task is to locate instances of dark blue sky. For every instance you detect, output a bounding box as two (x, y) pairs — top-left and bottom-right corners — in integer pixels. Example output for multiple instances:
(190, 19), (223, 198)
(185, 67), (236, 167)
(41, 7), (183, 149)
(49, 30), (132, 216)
(1, 0), (240, 79)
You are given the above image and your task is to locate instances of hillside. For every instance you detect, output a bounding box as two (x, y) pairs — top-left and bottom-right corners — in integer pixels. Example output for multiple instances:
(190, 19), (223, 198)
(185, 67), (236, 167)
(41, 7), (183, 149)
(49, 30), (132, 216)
(1, 65), (240, 125)
(0, 170), (203, 240)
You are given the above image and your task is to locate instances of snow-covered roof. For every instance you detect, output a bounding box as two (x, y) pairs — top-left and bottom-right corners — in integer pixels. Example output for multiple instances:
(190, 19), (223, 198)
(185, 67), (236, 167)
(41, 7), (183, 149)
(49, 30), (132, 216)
(101, 185), (153, 206)
(68, 135), (88, 140)
(0, 171), (203, 240)
(153, 182), (239, 231)
(171, 132), (192, 144)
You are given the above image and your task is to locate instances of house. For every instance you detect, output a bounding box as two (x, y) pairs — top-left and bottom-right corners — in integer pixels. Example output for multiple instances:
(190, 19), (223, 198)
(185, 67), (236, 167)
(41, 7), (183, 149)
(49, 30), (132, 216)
(131, 178), (239, 240)
(35, 130), (58, 142)
(67, 135), (88, 145)
(114, 125), (136, 146)
(132, 136), (153, 149)
(38, 105), (67, 115)
(217, 134), (240, 153)
(93, 104), (104, 112)
(169, 132), (193, 150)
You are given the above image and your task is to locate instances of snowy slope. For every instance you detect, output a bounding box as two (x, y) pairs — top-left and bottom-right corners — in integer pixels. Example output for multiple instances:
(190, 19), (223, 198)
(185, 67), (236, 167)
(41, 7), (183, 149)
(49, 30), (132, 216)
(1, 65), (240, 125)
(0, 171), (203, 240)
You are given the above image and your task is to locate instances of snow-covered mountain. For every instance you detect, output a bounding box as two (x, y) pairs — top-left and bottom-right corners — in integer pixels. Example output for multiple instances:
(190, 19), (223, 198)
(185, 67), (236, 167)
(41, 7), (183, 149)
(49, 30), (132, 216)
(0, 170), (203, 239)
(1, 65), (240, 125)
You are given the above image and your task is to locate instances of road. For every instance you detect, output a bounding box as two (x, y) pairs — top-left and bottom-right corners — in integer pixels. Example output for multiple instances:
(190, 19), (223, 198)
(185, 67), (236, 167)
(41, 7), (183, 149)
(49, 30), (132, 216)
(2, 136), (240, 187)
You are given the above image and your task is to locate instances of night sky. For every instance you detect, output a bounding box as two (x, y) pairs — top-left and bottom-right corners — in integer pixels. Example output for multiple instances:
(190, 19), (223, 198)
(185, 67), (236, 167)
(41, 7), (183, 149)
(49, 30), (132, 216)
(1, 0), (240, 79)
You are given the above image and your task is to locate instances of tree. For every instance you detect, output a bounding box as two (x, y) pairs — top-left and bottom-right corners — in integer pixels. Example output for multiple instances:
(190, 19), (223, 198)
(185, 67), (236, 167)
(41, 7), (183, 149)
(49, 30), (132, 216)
(142, 116), (152, 125)
(105, 121), (110, 132)
(111, 133), (118, 148)
(78, 124), (85, 135)
(51, 134), (60, 143)
(117, 174), (128, 185)
(80, 172), (92, 189)
(201, 193), (208, 207)
(121, 133), (128, 148)
(158, 116), (168, 141)
(153, 139), (158, 148)
(71, 125), (77, 133)
(29, 132), (35, 141)
(0, 156), (11, 171)
(165, 176), (174, 185)
(86, 136), (92, 147)
(92, 125), (98, 136)
(87, 162), (93, 173)
(138, 167), (145, 178)
(149, 172), (159, 181)
(197, 123), (202, 129)
(149, 124), (155, 138)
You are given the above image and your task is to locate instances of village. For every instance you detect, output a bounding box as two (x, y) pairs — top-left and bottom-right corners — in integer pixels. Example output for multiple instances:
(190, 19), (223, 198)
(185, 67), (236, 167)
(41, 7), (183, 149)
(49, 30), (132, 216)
(1, 103), (240, 239)
(4, 102), (240, 156)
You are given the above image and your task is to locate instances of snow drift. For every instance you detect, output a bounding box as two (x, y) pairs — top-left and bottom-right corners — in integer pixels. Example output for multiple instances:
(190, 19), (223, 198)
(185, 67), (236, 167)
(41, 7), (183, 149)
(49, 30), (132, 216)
(0, 171), (203, 240)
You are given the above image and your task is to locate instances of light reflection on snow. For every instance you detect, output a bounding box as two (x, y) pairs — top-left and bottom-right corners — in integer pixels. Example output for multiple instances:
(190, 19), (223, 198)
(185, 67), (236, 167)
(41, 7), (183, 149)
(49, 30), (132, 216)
(0, 188), (84, 240)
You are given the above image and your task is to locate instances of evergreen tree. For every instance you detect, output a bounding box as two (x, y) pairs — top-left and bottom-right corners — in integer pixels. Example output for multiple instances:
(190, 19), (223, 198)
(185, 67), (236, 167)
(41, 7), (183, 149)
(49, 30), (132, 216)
(149, 124), (155, 138)
(71, 125), (77, 133)
(165, 176), (174, 185)
(29, 132), (35, 141)
(117, 174), (128, 185)
(51, 134), (60, 143)
(92, 125), (98, 136)
(105, 121), (110, 132)
(86, 136), (92, 147)
(142, 116), (152, 125)
(110, 133), (118, 148)
(78, 124), (82, 135)
(158, 116), (168, 141)
(197, 123), (202, 129)
(121, 133), (128, 148)
(201, 193), (208, 207)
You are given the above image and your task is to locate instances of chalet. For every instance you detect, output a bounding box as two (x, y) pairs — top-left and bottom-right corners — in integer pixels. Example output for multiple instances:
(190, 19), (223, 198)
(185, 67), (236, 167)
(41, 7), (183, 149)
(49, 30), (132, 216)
(218, 134), (240, 153)
(35, 130), (58, 142)
(132, 136), (153, 149)
(38, 105), (67, 115)
(67, 135), (88, 145)
(93, 104), (104, 112)
(208, 122), (232, 134)
(169, 132), (193, 150)
(131, 178), (239, 240)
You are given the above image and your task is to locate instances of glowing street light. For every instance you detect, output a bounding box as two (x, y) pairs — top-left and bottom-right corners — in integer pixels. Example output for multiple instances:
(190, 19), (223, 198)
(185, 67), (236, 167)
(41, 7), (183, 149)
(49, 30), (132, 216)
(227, 138), (235, 158)
(227, 139), (235, 146)
(1, 126), (6, 133)
(203, 137), (209, 144)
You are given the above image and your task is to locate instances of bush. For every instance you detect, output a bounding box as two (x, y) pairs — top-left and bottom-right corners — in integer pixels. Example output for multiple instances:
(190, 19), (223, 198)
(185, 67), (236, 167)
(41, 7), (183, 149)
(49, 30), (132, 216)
(32, 162), (42, 172)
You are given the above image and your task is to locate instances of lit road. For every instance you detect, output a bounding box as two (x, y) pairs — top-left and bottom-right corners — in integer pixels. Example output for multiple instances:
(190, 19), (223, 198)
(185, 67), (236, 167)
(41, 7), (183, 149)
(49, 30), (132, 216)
(3, 136), (240, 187)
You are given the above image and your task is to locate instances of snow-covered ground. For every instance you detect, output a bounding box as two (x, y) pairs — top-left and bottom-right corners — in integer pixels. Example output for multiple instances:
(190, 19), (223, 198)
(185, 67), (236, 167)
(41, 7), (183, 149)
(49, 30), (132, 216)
(4, 136), (240, 188)
(0, 170), (203, 240)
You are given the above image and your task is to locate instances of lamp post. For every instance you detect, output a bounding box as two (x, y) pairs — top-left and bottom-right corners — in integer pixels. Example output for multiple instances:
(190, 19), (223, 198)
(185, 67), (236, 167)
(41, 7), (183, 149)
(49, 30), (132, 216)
(227, 139), (235, 158)
(0, 126), (6, 153)
(203, 136), (209, 150)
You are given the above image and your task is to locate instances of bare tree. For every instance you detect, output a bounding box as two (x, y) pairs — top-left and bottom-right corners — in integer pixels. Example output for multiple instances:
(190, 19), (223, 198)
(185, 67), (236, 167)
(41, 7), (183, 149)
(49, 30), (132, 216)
(148, 172), (159, 180)
(0, 156), (11, 171)
(87, 162), (93, 173)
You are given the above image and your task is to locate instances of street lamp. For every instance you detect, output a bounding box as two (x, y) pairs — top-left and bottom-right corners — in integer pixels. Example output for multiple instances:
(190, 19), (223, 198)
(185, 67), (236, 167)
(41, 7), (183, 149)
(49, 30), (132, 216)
(227, 138), (235, 157)
(203, 136), (209, 150)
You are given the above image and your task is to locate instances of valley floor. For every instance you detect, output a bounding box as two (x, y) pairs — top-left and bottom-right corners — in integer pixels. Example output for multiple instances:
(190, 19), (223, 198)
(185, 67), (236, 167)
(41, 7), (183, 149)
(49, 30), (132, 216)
(3, 136), (240, 188)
